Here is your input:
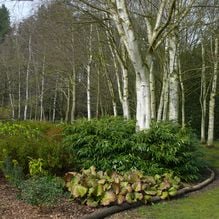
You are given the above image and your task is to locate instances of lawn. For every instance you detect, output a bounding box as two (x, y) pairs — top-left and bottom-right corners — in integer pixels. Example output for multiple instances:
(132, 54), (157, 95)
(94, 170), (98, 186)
(112, 142), (219, 219)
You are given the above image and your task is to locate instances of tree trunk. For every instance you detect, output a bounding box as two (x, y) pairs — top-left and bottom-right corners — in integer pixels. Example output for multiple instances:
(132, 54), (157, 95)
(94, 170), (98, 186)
(150, 60), (156, 120)
(52, 76), (58, 123)
(40, 55), (46, 121)
(200, 42), (207, 143)
(70, 68), (76, 123)
(110, 0), (151, 130)
(87, 24), (93, 121)
(157, 40), (169, 122)
(168, 35), (179, 122)
(178, 58), (185, 128)
(98, 27), (117, 117)
(6, 71), (15, 119)
(207, 38), (218, 147)
(65, 83), (70, 123)
(24, 35), (32, 120)
(18, 66), (21, 120)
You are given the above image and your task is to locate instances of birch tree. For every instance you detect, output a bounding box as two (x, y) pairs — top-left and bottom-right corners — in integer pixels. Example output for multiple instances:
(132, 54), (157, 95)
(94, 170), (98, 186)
(207, 37), (218, 146)
(24, 35), (32, 120)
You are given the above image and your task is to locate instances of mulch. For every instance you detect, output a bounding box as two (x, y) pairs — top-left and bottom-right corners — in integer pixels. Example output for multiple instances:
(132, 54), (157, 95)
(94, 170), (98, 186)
(1, 170), (219, 219)
(0, 173), (95, 219)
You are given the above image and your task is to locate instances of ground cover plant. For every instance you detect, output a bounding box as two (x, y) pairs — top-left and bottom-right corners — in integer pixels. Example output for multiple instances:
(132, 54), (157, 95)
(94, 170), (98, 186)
(65, 166), (181, 207)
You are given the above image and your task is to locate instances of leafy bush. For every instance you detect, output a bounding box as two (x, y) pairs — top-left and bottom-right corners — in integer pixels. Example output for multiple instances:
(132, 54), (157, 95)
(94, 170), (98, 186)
(63, 118), (205, 181)
(0, 121), (66, 175)
(63, 117), (135, 171)
(133, 122), (205, 181)
(19, 176), (65, 206)
(65, 166), (181, 207)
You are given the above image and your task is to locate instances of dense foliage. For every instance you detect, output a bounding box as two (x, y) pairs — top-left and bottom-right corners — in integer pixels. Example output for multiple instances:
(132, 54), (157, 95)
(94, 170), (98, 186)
(0, 121), (66, 174)
(65, 166), (181, 207)
(63, 118), (205, 181)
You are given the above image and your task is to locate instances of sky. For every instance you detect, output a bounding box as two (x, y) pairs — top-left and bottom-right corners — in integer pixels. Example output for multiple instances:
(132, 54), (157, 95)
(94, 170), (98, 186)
(0, 0), (41, 23)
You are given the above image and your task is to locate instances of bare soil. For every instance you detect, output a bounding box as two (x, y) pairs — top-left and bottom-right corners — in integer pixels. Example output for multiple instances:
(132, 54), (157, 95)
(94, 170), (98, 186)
(0, 173), (94, 219)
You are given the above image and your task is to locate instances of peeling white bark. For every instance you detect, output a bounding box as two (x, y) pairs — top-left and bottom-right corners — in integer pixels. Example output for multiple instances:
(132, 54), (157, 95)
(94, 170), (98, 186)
(200, 42), (207, 143)
(87, 24), (93, 121)
(24, 35), (32, 120)
(168, 35), (179, 122)
(207, 38), (218, 146)
(110, 0), (151, 130)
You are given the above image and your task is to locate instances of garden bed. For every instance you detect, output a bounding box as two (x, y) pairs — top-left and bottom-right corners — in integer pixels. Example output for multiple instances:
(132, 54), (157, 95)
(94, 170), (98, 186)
(0, 172), (94, 219)
(0, 169), (216, 219)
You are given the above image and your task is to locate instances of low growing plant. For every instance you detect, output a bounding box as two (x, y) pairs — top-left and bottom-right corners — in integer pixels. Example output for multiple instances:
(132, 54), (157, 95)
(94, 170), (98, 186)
(65, 166), (181, 207)
(19, 176), (65, 206)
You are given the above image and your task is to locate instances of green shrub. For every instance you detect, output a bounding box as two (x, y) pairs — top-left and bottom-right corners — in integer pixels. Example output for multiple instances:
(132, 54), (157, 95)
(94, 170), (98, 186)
(63, 118), (205, 181)
(65, 166), (181, 207)
(0, 121), (66, 175)
(133, 122), (205, 181)
(19, 176), (65, 206)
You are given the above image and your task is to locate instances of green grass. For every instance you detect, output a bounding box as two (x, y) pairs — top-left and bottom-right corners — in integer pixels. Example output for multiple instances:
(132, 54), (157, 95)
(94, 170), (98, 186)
(137, 187), (219, 219)
(121, 142), (219, 219)
(204, 142), (219, 169)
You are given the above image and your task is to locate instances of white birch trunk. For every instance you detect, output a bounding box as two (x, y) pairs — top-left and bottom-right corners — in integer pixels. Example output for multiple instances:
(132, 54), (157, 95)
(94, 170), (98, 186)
(200, 42), (207, 143)
(96, 68), (100, 118)
(24, 35), (32, 120)
(110, 0), (151, 130)
(150, 60), (156, 120)
(6, 71), (15, 119)
(178, 58), (185, 128)
(52, 76), (58, 123)
(108, 36), (130, 119)
(40, 55), (46, 121)
(157, 40), (169, 121)
(87, 24), (93, 121)
(70, 69), (76, 123)
(207, 38), (218, 147)
(65, 83), (70, 123)
(18, 67), (21, 120)
(168, 35), (179, 122)
(120, 43), (130, 120)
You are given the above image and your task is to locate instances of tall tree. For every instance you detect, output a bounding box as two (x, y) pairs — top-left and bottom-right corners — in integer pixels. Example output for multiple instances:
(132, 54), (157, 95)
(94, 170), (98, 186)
(0, 4), (10, 42)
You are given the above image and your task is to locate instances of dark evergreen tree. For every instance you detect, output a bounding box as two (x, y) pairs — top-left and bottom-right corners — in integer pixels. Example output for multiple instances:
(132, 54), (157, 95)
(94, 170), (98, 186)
(0, 4), (10, 42)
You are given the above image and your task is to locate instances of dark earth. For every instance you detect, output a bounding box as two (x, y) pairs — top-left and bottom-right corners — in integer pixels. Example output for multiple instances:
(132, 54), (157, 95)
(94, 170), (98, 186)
(1, 170), (219, 219)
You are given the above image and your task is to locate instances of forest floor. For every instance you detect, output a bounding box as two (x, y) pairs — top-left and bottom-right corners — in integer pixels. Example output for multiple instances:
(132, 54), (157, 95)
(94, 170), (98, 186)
(1, 145), (219, 219)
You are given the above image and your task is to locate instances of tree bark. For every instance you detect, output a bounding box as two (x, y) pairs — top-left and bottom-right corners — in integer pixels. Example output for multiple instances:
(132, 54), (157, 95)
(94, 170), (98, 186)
(168, 34), (179, 122)
(52, 76), (58, 123)
(207, 38), (218, 147)
(24, 35), (32, 121)
(87, 24), (93, 121)
(110, 0), (151, 130)
(200, 42), (207, 143)
(40, 55), (46, 121)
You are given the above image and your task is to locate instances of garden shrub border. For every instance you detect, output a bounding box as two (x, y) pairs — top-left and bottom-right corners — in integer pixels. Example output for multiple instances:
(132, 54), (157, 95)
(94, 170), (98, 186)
(81, 168), (215, 219)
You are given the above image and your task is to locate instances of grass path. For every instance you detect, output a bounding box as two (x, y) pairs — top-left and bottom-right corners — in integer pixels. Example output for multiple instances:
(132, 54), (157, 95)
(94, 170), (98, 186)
(109, 143), (219, 219)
